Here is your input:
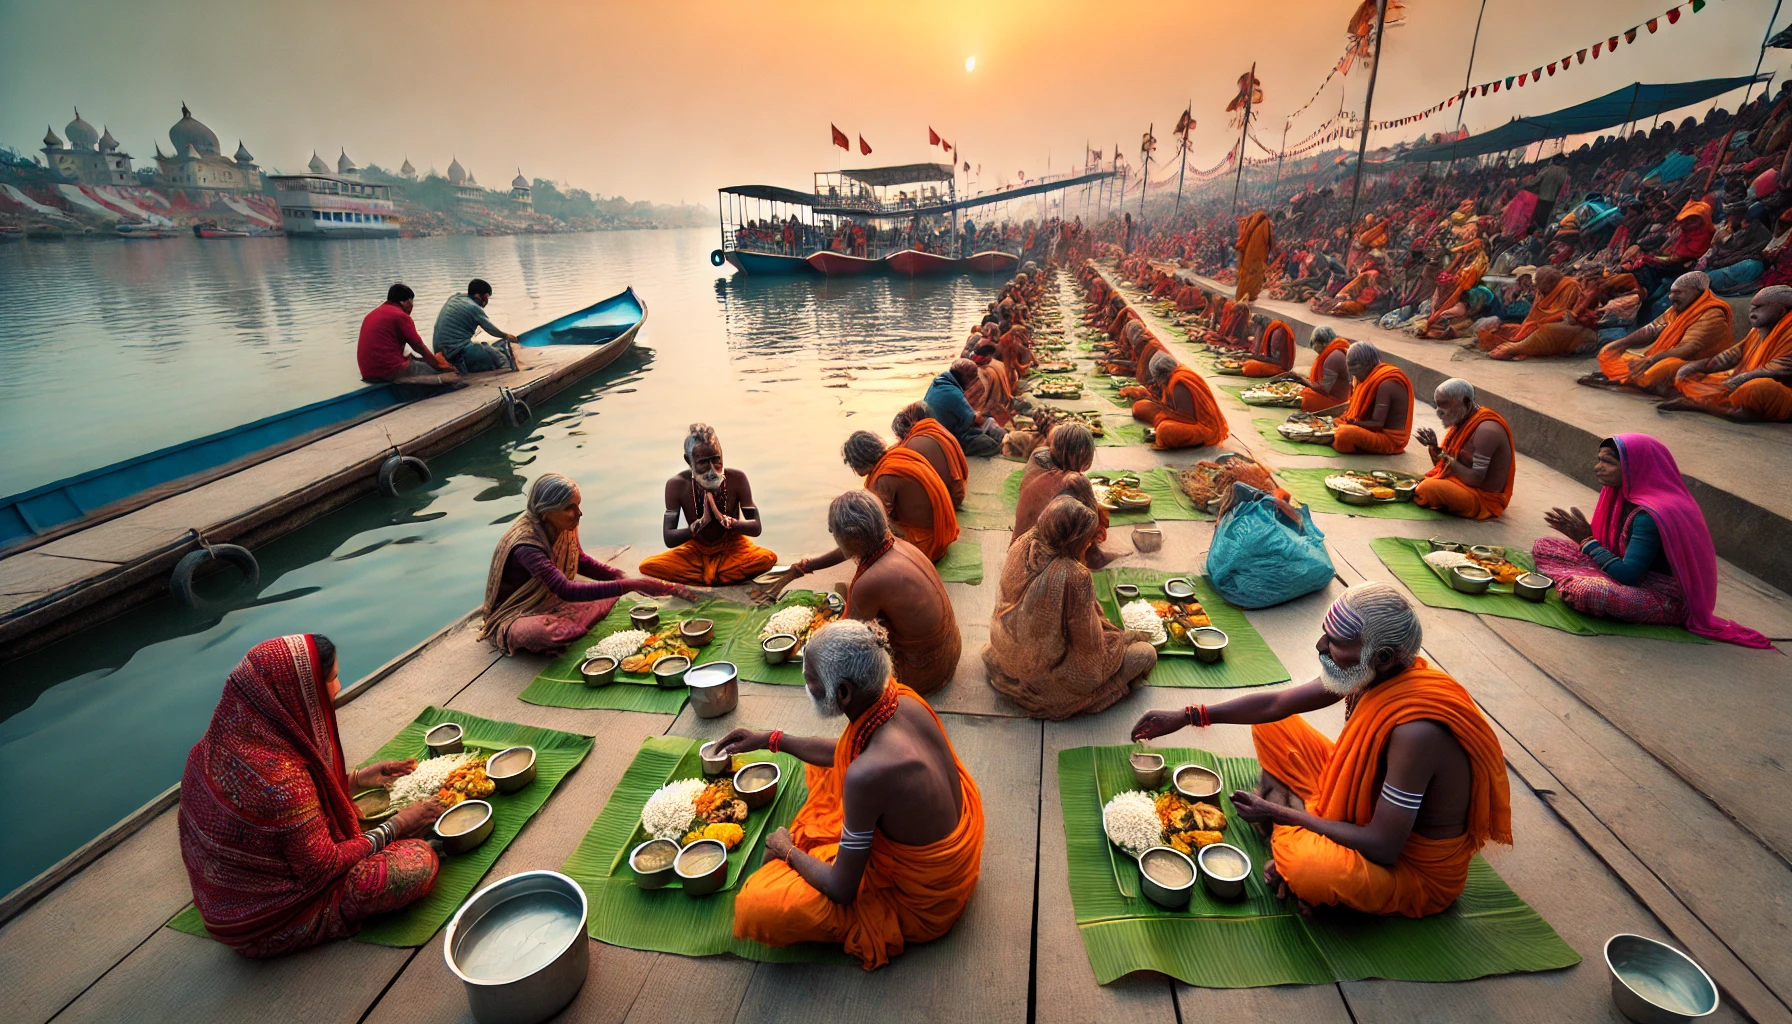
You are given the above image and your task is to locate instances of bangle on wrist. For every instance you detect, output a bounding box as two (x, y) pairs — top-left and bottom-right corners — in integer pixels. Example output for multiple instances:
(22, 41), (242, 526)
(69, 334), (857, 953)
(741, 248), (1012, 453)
(768, 730), (783, 754)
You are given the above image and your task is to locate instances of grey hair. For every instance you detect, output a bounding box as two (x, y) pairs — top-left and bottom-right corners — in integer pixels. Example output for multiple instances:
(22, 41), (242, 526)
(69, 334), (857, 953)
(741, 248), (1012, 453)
(526, 473), (579, 519)
(1335, 582), (1423, 669)
(1345, 340), (1381, 367)
(827, 489), (890, 554)
(1435, 377), (1475, 405)
(804, 619), (892, 697)
(683, 423), (719, 462)
(1147, 351), (1179, 385)
(1756, 284), (1792, 309)
(1310, 326), (1337, 348)
(841, 430), (887, 475)
(1673, 271), (1709, 292)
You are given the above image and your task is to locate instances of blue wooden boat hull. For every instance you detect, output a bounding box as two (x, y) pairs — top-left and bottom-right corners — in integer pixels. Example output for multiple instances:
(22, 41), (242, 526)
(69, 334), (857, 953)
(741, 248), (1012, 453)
(724, 250), (815, 276)
(518, 286), (647, 347)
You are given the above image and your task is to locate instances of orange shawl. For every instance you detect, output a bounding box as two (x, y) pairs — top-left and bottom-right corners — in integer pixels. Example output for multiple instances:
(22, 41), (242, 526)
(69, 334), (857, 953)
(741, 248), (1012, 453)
(902, 418), (968, 494)
(1309, 336), (1350, 383)
(1424, 406), (1514, 517)
(1733, 316), (1792, 372)
(868, 447), (959, 561)
(1341, 363), (1413, 449)
(1253, 320), (1296, 372)
(732, 682), (985, 969)
(1508, 275), (1582, 342)
(1642, 288), (1733, 359)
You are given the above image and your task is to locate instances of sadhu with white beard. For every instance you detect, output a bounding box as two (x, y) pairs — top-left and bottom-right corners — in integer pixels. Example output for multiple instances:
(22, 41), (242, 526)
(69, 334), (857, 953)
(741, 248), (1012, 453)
(640, 423), (779, 585)
(1130, 583), (1511, 918)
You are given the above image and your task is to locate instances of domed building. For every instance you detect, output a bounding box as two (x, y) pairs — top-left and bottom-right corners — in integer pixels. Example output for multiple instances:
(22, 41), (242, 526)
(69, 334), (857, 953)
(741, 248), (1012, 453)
(509, 169), (531, 208)
(40, 108), (135, 186)
(153, 104), (261, 191)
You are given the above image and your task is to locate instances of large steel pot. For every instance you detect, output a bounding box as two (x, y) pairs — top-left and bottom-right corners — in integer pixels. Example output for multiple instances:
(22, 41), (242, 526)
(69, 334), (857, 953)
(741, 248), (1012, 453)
(444, 870), (590, 1024)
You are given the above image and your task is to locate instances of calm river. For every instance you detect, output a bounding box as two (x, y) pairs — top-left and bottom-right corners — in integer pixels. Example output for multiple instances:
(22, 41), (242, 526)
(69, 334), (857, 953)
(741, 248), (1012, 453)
(0, 228), (1008, 893)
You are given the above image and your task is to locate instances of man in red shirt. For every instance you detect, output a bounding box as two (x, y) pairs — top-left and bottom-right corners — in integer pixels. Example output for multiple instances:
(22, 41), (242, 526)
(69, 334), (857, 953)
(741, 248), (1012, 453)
(357, 284), (454, 383)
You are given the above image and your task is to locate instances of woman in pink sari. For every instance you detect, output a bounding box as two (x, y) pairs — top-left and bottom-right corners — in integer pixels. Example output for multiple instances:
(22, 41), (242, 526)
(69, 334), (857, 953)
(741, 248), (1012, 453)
(1532, 435), (1771, 646)
(179, 635), (445, 958)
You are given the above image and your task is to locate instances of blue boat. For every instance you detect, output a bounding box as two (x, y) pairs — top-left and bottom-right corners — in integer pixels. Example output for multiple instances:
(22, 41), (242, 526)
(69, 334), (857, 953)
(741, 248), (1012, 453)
(519, 286), (647, 346)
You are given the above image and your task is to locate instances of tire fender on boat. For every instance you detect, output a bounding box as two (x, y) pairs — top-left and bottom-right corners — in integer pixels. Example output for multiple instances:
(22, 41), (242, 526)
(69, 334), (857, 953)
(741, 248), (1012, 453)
(502, 393), (532, 428)
(170, 543), (260, 608)
(377, 453), (431, 497)
(710, 249), (725, 267)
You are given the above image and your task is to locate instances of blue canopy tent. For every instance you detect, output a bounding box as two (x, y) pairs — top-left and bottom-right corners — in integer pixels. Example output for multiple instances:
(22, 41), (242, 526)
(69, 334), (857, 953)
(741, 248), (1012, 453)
(1397, 74), (1770, 163)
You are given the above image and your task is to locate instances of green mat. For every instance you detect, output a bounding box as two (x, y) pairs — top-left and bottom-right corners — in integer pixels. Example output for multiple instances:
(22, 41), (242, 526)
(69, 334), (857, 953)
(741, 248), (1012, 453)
(1280, 469), (1452, 520)
(1091, 569), (1290, 688)
(169, 706), (592, 947)
(725, 590), (835, 686)
(934, 537), (985, 584)
(1060, 744), (1581, 987)
(990, 468), (1212, 529)
(958, 475), (1013, 530)
(519, 597), (752, 714)
(562, 735), (850, 964)
(1218, 383), (1306, 412)
(1371, 536), (1707, 643)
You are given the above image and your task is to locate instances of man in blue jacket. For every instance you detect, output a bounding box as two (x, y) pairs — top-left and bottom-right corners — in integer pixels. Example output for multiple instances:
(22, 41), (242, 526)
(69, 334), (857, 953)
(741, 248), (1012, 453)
(924, 358), (1005, 457)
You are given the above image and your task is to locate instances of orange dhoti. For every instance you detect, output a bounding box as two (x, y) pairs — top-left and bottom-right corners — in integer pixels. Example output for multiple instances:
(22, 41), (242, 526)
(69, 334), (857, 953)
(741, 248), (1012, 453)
(1596, 352), (1686, 390)
(1412, 407), (1513, 520)
(1330, 363), (1412, 454)
(1250, 659), (1511, 918)
(1301, 387), (1348, 412)
(1598, 288), (1734, 386)
(1329, 424), (1406, 454)
(1484, 322), (1596, 358)
(1677, 375), (1792, 420)
(638, 532), (777, 586)
(1149, 366), (1228, 449)
(1241, 359), (1283, 377)
(733, 683), (985, 969)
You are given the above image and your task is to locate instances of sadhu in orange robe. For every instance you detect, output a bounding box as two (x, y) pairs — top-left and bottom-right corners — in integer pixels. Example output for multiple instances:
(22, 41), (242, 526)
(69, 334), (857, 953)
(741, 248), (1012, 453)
(1475, 274), (1591, 356)
(901, 418), (970, 508)
(1331, 363), (1413, 454)
(1234, 212), (1273, 303)
(638, 485), (779, 587)
(733, 682), (985, 969)
(1413, 407), (1515, 520)
(1252, 658), (1512, 917)
(1597, 288), (1734, 389)
(1302, 336), (1353, 412)
(868, 447), (960, 562)
(1674, 314), (1792, 421)
(1241, 319), (1297, 378)
(1134, 365), (1229, 450)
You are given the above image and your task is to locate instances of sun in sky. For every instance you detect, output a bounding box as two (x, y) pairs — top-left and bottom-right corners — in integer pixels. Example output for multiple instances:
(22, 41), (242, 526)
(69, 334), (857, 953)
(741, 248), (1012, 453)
(965, 55), (976, 73)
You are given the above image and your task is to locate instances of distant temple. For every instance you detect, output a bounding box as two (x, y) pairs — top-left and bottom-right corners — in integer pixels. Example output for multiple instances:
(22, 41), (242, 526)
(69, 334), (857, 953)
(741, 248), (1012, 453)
(153, 104), (260, 191)
(40, 109), (135, 186)
(510, 169), (531, 208)
(400, 157), (416, 179)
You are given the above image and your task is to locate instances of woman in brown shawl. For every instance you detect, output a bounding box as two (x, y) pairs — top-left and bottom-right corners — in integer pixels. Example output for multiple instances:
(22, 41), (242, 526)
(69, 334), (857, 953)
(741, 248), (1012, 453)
(480, 473), (697, 655)
(985, 496), (1157, 719)
(1012, 422), (1112, 568)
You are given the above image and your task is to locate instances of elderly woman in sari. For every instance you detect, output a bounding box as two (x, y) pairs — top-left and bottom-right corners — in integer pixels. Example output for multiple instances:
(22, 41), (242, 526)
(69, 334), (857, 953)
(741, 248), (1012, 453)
(1011, 422), (1112, 568)
(179, 635), (445, 958)
(480, 473), (696, 655)
(1532, 435), (1770, 647)
(985, 496), (1158, 719)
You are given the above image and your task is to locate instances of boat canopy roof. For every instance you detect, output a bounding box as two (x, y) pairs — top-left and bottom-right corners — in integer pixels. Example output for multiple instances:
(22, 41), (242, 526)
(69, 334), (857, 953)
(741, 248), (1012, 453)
(839, 163), (955, 188)
(720, 169), (1112, 219)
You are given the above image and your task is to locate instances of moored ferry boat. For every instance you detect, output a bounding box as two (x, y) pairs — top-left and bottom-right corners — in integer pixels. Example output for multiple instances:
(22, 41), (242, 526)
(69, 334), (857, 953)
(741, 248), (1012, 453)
(271, 172), (400, 239)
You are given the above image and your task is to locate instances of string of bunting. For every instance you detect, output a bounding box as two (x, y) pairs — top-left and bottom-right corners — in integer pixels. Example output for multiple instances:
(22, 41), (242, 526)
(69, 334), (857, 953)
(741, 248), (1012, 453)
(1283, 49), (1354, 124)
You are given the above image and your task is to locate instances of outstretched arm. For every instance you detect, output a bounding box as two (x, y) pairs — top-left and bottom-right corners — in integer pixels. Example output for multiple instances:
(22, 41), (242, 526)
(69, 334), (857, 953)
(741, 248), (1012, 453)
(1131, 680), (1339, 741)
(714, 727), (834, 768)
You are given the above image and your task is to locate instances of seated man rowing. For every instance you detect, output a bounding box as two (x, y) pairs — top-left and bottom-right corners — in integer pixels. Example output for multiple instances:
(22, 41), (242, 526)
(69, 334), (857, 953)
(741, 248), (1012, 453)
(722, 618), (983, 968)
(1131, 582), (1511, 918)
(891, 402), (968, 508)
(1270, 326), (1351, 412)
(1331, 342), (1413, 454)
(1660, 284), (1792, 422)
(1412, 378), (1515, 520)
(839, 429), (960, 562)
(1132, 351), (1229, 450)
(1584, 271), (1733, 395)
(433, 278), (524, 374)
(639, 423), (779, 585)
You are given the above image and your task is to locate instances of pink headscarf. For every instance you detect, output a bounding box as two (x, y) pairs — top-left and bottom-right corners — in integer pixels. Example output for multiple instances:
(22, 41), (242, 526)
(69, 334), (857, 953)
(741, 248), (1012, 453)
(1593, 435), (1771, 648)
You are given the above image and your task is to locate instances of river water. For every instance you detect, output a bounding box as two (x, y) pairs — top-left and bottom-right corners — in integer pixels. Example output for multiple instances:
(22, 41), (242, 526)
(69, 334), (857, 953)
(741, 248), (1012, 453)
(0, 228), (1009, 893)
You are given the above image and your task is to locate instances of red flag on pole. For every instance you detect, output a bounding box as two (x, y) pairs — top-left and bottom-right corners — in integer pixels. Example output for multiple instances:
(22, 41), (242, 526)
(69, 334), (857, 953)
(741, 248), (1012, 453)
(942, 138), (952, 151)
(928, 126), (940, 146)
(831, 124), (849, 150)
(859, 134), (872, 155)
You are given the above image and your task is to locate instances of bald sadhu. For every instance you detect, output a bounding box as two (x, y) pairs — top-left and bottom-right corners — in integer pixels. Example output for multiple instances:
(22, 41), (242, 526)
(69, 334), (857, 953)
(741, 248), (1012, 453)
(1412, 379), (1516, 520)
(1661, 285), (1792, 422)
(1587, 271), (1734, 396)
(1330, 342), (1413, 454)
(1131, 583), (1511, 917)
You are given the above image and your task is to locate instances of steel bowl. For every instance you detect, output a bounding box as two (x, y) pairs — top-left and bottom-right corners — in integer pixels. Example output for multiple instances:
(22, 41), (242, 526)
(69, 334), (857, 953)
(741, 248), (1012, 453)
(1394, 483), (1419, 502)
(753, 565), (791, 587)
(1190, 626), (1229, 664)
(651, 656), (691, 688)
(1129, 751), (1168, 789)
(487, 746), (537, 794)
(1514, 572), (1555, 603)
(629, 605), (660, 630)
(1198, 843), (1252, 900)
(824, 591), (845, 614)
(578, 656), (617, 687)
(425, 722), (465, 756)
(1604, 934), (1720, 1023)
(1426, 536), (1465, 553)
(679, 618), (716, 648)
(699, 741), (732, 778)
(1325, 481), (1385, 507)
(760, 634), (798, 665)
(1131, 527), (1164, 553)
(1449, 564), (1494, 595)
(1114, 583), (1141, 601)
(1137, 847), (1198, 909)
(435, 799), (495, 855)
(733, 761), (782, 810)
(1149, 632), (1169, 651)
(1469, 544), (1507, 560)
(353, 788), (397, 829)
(444, 869), (589, 1024)
(684, 661), (739, 719)
(627, 838), (681, 889)
(674, 838), (730, 898)
(1173, 764), (1224, 804)
(1162, 577), (1197, 601)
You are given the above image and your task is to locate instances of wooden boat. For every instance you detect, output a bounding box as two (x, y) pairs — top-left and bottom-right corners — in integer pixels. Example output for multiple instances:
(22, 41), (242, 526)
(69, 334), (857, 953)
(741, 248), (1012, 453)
(193, 223), (252, 239)
(518, 286), (647, 347)
(115, 224), (177, 240)
(806, 250), (882, 275)
(959, 250), (1020, 274)
(723, 250), (814, 276)
(884, 249), (957, 276)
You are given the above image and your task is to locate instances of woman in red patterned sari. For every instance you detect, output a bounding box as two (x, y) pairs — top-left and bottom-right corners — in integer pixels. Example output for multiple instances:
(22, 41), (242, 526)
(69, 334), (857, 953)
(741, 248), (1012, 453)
(179, 635), (444, 958)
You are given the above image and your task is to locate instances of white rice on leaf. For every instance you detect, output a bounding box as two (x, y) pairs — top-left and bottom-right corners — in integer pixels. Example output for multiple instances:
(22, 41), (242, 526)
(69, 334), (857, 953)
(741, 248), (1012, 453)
(1103, 790), (1164, 856)
(1120, 599), (1166, 644)
(587, 630), (651, 663)
(760, 605), (816, 641)
(387, 752), (472, 810)
(640, 777), (707, 840)
(1422, 551), (1473, 571)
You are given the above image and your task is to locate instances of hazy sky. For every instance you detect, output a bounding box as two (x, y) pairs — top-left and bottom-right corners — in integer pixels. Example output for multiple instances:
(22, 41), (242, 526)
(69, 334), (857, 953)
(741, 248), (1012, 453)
(2, 0), (1781, 205)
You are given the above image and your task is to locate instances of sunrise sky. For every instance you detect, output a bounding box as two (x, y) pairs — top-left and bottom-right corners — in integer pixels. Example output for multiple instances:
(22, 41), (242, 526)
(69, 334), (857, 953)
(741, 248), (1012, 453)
(1, 0), (1780, 205)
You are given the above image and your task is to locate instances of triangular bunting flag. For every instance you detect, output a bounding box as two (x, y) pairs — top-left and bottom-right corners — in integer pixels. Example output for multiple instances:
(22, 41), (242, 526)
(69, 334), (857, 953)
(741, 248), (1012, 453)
(1625, 26), (1638, 42)
(1593, 41), (1603, 57)
(1666, 6), (1681, 23)
(1548, 62), (1557, 75)
(1609, 34), (1620, 48)
(1647, 17), (1658, 31)
(928, 126), (940, 146)
(859, 134), (872, 155)
(1690, 0), (1704, 10)
(1531, 68), (1541, 81)
(1503, 76), (1514, 88)
(1578, 48), (1588, 63)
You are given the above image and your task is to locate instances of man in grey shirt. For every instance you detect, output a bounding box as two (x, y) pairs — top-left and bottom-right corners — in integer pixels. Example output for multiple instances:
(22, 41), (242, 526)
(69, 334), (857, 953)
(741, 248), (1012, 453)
(433, 278), (522, 373)
(1527, 156), (1570, 232)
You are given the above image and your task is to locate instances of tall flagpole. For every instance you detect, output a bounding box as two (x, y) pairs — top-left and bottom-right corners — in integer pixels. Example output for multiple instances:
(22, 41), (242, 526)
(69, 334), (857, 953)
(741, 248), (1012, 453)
(1444, 0), (1489, 178)
(1174, 100), (1191, 221)
(1139, 123), (1152, 217)
(1230, 62), (1256, 219)
(1344, 0), (1387, 233)
(1744, 0), (1786, 106)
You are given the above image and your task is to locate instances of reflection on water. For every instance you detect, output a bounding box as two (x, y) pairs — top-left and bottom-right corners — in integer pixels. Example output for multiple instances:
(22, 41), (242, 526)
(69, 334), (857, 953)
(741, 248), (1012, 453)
(0, 228), (1007, 893)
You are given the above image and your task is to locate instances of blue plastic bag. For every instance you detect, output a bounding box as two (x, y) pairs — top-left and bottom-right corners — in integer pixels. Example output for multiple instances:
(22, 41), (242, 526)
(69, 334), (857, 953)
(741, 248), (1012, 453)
(1205, 484), (1335, 609)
